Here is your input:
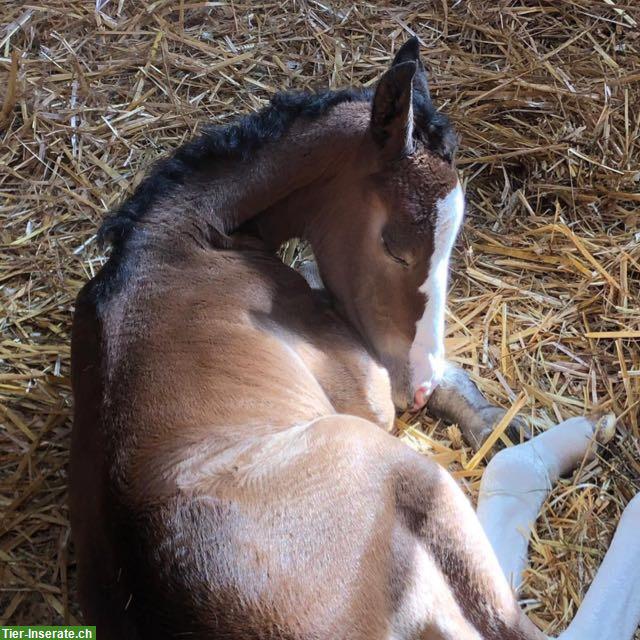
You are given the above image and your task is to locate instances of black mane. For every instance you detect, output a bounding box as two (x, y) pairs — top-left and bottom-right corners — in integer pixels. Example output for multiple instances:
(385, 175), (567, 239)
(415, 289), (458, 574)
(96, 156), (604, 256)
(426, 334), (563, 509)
(99, 87), (372, 251)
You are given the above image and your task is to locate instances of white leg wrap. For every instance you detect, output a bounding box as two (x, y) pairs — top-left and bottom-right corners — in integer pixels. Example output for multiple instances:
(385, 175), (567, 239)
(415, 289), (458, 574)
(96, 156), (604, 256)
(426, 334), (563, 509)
(557, 494), (640, 640)
(477, 414), (615, 590)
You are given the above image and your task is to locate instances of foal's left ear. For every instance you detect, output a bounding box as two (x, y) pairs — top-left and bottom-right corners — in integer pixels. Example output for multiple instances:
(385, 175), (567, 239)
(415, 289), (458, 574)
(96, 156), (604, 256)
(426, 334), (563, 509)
(390, 37), (458, 164)
(391, 36), (431, 102)
(370, 60), (416, 159)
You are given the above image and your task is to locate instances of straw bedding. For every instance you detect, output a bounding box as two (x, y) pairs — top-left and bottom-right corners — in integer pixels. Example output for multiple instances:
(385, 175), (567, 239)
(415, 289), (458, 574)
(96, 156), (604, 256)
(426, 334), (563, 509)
(1, 0), (639, 634)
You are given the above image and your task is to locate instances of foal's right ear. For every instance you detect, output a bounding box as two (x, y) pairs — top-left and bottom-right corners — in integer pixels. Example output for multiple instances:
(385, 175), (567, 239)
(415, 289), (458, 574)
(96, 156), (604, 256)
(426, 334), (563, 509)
(370, 61), (417, 159)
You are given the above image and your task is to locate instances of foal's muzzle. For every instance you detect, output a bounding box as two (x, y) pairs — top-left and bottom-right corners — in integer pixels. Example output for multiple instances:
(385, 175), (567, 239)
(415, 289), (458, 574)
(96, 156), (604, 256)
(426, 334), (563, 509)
(412, 384), (431, 411)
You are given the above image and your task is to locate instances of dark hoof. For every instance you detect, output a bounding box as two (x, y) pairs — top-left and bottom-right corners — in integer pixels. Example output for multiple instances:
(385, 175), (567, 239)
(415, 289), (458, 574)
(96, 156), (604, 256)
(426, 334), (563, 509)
(469, 406), (531, 451)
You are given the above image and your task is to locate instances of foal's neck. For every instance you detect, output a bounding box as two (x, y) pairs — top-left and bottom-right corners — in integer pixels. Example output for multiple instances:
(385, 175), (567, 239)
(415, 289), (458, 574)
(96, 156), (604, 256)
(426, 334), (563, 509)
(137, 101), (370, 257)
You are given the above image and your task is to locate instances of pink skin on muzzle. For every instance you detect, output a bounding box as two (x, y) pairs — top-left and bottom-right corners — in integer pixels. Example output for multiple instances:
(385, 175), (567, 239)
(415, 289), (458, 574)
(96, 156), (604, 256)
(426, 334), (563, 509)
(412, 384), (432, 412)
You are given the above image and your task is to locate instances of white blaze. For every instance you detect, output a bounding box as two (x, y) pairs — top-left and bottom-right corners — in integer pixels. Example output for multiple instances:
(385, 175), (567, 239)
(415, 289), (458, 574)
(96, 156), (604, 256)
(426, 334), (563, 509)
(409, 182), (464, 398)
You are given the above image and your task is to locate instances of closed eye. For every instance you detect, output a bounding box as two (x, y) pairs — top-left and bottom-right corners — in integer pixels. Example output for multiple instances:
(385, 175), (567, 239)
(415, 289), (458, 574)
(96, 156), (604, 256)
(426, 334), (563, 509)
(382, 238), (409, 267)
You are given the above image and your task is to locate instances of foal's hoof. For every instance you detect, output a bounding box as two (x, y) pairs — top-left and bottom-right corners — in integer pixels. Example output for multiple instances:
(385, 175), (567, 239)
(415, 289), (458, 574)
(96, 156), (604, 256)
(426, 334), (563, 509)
(466, 406), (531, 450)
(589, 411), (616, 444)
(505, 413), (532, 443)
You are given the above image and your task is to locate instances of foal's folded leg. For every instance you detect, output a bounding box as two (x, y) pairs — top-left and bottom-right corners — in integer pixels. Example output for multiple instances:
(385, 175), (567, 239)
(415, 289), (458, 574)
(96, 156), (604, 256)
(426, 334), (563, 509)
(427, 363), (528, 449)
(476, 413), (615, 590)
(296, 258), (324, 290)
(557, 493), (640, 640)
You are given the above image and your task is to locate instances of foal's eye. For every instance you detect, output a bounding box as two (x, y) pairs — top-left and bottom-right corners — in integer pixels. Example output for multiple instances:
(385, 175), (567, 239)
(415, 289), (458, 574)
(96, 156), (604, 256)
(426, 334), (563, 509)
(382, 237), (409, 267)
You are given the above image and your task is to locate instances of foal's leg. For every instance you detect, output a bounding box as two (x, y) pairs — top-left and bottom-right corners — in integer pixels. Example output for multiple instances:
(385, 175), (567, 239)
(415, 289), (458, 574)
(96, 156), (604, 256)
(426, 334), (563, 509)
(427, 363), (528, 449)
(557, 493), (640, 640)
(476, 413), (615, 590)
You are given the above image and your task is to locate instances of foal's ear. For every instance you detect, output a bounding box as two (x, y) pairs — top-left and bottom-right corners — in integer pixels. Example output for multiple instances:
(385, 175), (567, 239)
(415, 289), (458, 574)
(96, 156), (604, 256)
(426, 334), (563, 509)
(391, 36), (431, 102)
(370, 60), (416, 158)
(390, 37), (458, 163)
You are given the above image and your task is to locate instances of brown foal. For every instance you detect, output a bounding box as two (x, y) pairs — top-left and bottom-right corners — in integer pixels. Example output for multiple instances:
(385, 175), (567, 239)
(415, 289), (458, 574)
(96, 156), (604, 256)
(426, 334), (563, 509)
(70, 39), (640, 639)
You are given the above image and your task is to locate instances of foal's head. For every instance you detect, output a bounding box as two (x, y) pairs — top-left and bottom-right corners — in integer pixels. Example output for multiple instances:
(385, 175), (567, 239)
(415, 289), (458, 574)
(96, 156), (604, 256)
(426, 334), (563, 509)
(310, 39), (463, 410)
